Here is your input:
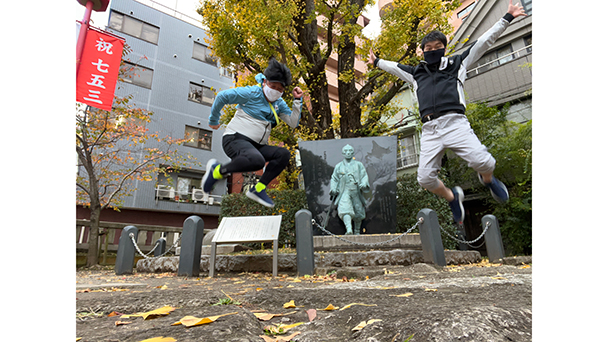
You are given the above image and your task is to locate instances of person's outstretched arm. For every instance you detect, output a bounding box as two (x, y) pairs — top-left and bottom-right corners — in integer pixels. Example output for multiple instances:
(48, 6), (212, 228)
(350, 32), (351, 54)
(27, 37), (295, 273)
(461, 0), (527, 69)
(368, 48), (416, 84)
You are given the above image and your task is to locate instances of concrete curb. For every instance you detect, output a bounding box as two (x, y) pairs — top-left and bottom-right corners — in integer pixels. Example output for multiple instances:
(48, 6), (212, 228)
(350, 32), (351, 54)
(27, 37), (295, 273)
(136, 249), (483, 274)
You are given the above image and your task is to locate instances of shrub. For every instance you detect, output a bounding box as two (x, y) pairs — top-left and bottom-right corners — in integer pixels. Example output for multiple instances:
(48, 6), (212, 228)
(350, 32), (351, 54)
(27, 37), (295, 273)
(219, 189), (308, 248)
(396, 172), (459, 250)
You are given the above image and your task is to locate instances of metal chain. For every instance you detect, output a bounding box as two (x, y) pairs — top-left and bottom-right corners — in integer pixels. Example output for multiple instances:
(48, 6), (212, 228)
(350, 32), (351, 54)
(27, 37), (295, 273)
(129, 233), (182, 259)
(311, 217), (423, 247)
(439, 221), (491, 245)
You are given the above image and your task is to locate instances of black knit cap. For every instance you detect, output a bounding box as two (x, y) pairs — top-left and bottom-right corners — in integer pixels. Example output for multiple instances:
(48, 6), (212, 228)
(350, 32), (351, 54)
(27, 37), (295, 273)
(264, 57), (292, 87)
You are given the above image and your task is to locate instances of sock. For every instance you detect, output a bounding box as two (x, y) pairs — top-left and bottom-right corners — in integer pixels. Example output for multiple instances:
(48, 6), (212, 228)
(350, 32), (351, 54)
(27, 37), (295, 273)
(213, 164), (223, 180)
(255, 182), (266, 193)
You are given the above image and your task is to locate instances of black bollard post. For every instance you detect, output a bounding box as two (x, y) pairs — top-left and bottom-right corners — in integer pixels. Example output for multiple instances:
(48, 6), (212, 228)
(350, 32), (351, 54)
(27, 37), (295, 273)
(178, 216), (205, 277)
(115, 226), (139, 275)
(417, 209), (446, 266)
(153, 236), (166, 257)
(482, 215), (505, 263)
(295, 209), (315, 276)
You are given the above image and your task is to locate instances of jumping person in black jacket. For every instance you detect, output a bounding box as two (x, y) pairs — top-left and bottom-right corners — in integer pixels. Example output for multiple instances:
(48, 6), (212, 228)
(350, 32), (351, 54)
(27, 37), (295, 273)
(369, 0), (527, 224)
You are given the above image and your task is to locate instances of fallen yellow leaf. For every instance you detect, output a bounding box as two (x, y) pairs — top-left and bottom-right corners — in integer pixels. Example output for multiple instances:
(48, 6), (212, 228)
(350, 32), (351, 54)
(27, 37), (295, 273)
(352, 319), (383, 331)
(121, 305), (176, 320)
(391, 293), (414, 297)
(171, 312), (238, 327)
(491, 277), (506, 280)
(339, 303), (378, 311)
(259, 332), (301, 342)
(137, 337), (176, 342)
(425, 288), (438, 292)
(319, 304), (339, 311)
(254, 311), (297, 321)
(283, 300), (296, 308)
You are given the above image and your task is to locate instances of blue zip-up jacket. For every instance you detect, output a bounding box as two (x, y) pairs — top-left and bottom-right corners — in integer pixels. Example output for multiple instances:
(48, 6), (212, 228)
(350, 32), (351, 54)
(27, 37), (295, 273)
(209, 73), (302, 144)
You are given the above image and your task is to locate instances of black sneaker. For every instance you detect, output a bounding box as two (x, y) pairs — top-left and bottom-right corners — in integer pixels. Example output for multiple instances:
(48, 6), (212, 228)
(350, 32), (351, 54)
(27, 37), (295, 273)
(478, 174), (509, 203)
(448, 186), (465, 224)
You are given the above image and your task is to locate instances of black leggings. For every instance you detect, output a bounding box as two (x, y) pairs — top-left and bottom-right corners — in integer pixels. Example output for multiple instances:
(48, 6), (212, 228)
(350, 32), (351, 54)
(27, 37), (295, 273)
(220, 133), (290, 185)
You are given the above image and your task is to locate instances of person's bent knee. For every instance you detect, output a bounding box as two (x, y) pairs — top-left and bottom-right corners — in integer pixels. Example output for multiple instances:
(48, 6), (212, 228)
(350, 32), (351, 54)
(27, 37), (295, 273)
(469, 153), (496, 175)
(418, 175), (440, 192)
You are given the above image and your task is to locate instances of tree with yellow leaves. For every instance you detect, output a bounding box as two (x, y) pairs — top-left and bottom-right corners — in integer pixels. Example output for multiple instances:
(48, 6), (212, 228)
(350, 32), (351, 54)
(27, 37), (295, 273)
(76, 47), (191, 267)
(198, 0), (459, 139)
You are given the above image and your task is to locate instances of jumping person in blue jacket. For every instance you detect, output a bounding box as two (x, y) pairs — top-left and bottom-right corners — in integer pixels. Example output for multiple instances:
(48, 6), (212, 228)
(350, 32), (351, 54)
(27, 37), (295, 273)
(202, 58), (304, 208)
(369, 0), (527, 224)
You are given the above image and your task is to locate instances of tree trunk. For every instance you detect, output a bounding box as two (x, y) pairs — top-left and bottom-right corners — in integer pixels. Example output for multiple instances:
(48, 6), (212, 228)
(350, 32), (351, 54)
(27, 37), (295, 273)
(86, 201), (101, 267)
(337, 4), (364, 138)
(294, 0), (334, 140)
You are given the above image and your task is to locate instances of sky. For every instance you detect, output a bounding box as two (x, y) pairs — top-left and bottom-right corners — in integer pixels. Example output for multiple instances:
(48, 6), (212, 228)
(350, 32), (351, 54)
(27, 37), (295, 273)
(75, 0), (382, 39)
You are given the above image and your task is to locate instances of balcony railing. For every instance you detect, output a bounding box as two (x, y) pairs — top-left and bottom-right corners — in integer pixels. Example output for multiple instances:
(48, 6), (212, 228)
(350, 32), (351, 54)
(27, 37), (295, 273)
(467, 44), (532, 77)
(155, 186), (222, 205)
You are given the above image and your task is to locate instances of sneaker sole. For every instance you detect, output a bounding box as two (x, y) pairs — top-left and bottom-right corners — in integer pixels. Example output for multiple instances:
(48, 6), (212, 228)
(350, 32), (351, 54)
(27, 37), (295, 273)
(245, 191), (275, 208)
(453, 186), (465, 223)
(202, 158), (218, 194)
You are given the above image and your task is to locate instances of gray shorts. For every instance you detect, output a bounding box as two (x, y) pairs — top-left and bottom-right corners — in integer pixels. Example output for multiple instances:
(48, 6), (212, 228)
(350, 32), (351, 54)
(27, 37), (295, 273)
(417, 113), (495, 191)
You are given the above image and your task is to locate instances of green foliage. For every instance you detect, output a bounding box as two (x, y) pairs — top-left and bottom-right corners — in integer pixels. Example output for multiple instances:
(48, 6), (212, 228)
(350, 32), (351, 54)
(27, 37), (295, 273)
(219, 189), (308, 248)
(443, 102), (532, 255)
(395, 172), (458, 250)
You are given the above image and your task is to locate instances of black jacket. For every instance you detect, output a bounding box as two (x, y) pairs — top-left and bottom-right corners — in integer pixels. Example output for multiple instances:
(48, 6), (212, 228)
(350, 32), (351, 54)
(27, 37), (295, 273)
(375, 13), (515, 119)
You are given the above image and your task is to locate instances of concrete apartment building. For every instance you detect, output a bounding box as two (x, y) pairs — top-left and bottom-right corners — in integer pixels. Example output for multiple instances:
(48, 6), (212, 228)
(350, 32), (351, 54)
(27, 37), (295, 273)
(77, 0), (236, 230)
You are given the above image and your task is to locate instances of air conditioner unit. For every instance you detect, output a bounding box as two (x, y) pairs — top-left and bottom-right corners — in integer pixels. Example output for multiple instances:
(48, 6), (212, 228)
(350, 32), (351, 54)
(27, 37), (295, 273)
(157, 185), (175, 199)
(192, 188), (206, 202)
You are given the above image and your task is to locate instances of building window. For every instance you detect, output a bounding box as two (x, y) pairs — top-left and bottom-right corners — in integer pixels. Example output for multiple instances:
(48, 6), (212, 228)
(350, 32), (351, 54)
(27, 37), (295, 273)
(156, 169), (204, 202)
(457, 1), (476, 19)
(188, 82), (215, 105)
(474, 44), (514, 73)
(122, 61), (154, 88)
(109, 11), (159, 44)
(397, 135), (419, 169)
(192, 42), (218, 65)
(219, 66), (234, 79)
(184, 125), (213, 150)
(524, 35), (532, 54)
(521, 0), (532, 15)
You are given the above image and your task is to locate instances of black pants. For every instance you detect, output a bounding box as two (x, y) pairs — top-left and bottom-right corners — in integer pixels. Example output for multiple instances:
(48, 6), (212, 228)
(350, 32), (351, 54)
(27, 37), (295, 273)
(220, 133), (290, 185)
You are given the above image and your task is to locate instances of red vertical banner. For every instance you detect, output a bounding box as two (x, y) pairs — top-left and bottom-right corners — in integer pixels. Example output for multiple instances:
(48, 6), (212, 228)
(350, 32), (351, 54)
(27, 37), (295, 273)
(76, 28), (125, 111)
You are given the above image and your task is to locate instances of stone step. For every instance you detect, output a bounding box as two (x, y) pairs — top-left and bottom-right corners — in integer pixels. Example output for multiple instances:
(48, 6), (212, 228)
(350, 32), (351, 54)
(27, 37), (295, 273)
(136, 249), (481, 274)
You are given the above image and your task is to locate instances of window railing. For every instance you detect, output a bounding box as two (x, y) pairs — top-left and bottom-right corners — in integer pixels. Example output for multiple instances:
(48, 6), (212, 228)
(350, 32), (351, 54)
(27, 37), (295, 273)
(155, 186), (222, 205)
(467, 44), (532, 77)
(396, 154), (419, 169)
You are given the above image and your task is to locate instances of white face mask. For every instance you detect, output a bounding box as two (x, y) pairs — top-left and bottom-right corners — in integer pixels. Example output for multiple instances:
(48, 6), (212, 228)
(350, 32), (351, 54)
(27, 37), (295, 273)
(263, 84), (283, 102)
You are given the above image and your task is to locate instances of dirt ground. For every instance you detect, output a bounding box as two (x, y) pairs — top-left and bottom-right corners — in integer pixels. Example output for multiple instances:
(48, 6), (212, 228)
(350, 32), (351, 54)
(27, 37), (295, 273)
(76, 261), (532, 342)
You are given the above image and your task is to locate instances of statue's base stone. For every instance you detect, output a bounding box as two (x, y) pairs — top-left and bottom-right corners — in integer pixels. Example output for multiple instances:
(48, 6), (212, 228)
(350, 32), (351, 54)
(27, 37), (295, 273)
(136, 249), (482, 275)
(313, 233), (422, 251)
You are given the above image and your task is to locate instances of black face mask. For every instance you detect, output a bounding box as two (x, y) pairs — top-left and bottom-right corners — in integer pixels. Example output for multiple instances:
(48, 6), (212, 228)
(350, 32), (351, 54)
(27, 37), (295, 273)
(423, 48), (445, 65)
